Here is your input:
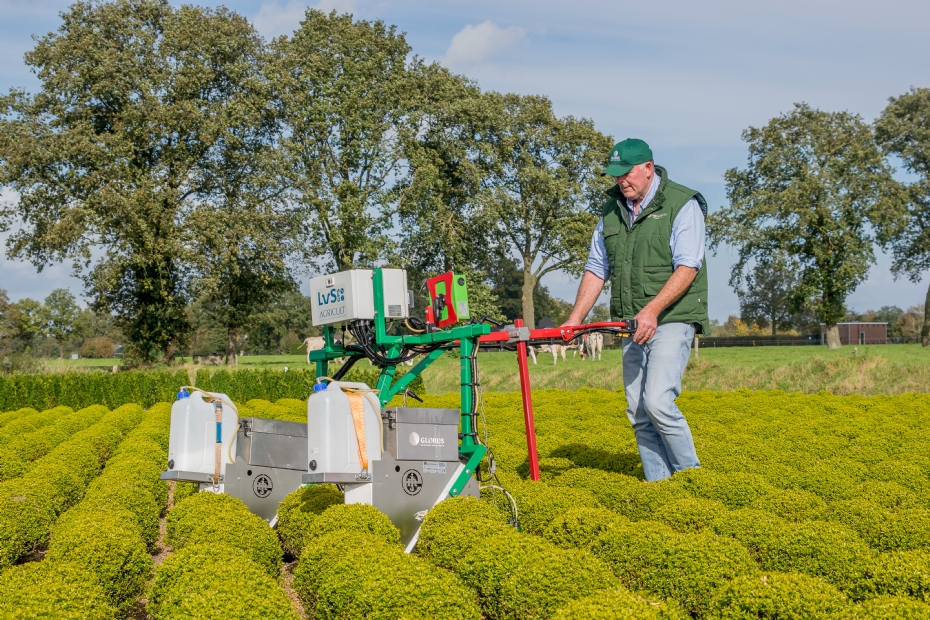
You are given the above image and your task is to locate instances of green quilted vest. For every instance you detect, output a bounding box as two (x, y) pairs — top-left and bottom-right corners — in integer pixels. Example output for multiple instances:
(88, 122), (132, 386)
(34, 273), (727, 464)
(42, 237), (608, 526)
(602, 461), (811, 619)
(601, 165), (710, 334)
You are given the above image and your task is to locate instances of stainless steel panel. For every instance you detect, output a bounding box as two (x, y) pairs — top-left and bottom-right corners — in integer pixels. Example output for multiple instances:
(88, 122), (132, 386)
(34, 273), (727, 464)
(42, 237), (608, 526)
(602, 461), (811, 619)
(302, 472), (373, 484)
(383, 407), (460, 425)
(365, 454), (479, 547)
(224, 459), (305, 523)
(239, 417), (308, 472)
(385, 423), (458, 461)
(382, 408), (459, 462)
(160, 470), (214, 483)
(245, 417), (308, 438)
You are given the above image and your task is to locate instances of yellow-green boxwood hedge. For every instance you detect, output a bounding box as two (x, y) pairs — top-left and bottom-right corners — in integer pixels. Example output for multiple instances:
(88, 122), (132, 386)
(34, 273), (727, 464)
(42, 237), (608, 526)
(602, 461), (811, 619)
(4, 388), (930, 617)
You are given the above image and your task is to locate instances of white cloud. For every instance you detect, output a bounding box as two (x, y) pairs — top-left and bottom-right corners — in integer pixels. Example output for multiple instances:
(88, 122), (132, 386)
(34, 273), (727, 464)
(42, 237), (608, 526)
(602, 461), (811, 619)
(252, 0), (357, 39)
(444, 21), (526, 67)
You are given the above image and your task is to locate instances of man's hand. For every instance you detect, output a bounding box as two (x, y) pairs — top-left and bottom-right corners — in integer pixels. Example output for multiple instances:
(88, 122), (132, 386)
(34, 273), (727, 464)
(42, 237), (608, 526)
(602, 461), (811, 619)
(633, 307), (659, 344)
(630, 266), (699, 345)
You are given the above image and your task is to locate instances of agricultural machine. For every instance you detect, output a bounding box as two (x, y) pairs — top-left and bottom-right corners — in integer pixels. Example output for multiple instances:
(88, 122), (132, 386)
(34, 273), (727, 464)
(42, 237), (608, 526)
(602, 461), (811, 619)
(161, 268), (636, 549)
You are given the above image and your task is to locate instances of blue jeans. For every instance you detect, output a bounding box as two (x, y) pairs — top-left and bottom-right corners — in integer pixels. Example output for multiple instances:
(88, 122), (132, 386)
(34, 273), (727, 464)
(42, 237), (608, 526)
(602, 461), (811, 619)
(621, 322), (700, 481)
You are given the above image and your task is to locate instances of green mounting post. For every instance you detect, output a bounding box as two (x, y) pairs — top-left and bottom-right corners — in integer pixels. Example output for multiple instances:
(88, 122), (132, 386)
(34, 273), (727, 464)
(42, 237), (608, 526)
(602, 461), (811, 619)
(459, 335), (477, 453)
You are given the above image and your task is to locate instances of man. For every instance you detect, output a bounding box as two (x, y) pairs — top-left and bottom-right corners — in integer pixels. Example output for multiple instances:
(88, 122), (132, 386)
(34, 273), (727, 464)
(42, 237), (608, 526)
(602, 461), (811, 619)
(563, 138), (708, 481)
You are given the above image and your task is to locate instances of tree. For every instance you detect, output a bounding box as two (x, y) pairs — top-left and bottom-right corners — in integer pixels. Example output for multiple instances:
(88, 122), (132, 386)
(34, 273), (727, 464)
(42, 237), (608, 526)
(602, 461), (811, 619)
(479, 93), (612, 329)
(7, 298), (44, 348)
(487, 254), (571, 324)
(0, 289), (10, 346)
(736, 253), (801, 336)
(395, 70), (495, 281)
(73, 307), (121, 342)
(896, 304), (926, 341)
(185, 46), (298, 365)
(874, 87), (930, 346)
(708, 103), (903, 349)
(271, 10), (431, 273)
(41, 289), (79, 358)
(0, 0), (273, 364)
(588, 303), (611, 323)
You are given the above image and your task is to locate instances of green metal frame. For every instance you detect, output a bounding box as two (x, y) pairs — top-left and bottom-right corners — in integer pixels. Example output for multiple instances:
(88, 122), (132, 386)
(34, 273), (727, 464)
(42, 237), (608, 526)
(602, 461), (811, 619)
(309, 268), (490, 497)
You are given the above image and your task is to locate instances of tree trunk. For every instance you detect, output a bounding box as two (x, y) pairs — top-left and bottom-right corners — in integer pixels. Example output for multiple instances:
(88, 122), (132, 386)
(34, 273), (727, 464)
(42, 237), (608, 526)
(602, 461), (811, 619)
(922, 279), (930, 347)
(521, 267), (537, 329)
(825, 324), (842, 349)
(225, 328), (238, 365)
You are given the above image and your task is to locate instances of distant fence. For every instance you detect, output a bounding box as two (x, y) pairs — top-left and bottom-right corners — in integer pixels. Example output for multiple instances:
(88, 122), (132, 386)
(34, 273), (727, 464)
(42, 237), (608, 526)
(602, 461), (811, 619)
(697, 336), (820, 348)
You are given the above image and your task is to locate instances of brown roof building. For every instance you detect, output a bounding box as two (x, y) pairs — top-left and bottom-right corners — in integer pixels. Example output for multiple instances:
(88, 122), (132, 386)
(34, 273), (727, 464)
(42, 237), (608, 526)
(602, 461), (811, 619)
(819, 322), (888, 345)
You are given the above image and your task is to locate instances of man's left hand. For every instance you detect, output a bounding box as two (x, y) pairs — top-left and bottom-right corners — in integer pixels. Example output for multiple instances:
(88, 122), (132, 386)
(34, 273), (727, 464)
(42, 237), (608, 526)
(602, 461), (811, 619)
(633, 307), (659, 344)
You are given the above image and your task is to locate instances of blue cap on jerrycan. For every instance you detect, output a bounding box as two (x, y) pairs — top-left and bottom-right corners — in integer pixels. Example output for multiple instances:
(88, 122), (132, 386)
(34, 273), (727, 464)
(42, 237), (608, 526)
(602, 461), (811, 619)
(177, 390), (190, 399)
(312, 382), (327, 393)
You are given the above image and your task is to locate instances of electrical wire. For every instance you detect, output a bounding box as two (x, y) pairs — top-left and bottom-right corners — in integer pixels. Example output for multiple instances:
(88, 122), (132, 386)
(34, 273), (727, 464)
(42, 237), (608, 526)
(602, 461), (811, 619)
(349, 320), (442, 368)
(470, 344), (518, 528)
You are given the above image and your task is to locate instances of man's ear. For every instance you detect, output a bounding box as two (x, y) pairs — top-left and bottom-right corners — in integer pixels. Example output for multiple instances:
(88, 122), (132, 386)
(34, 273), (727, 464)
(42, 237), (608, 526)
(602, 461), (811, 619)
(643, 161), (655, 174)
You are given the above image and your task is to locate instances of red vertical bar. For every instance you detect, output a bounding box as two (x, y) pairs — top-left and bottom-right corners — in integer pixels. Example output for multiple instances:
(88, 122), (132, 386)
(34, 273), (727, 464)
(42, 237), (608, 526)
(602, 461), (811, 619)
(514, 319), (541, 481)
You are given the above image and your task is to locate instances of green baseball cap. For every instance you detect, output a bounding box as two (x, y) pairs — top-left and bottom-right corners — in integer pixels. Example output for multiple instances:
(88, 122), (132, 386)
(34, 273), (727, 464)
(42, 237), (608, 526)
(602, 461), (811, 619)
(602, 138), (653, 176)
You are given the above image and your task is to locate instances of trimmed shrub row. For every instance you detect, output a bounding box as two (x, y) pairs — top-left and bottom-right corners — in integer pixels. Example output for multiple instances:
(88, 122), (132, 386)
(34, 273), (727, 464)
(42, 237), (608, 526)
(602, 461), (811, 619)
(37, 403), (171, 611)
(149, 491), (296, 619)
(0, 560), (117, 619)
(287, 500), (481, 620)
(418, 497), (621, 620)
(592, 520), (758, 616)
(0, 405), (107, 481)
(0, 403), (144, 570)
(0, 407), (39, 428)
(276, 483), (346, 557)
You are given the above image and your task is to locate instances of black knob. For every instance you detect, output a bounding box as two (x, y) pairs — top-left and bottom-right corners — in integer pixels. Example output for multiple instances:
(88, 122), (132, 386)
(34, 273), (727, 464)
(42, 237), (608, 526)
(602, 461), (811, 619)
(309, 460), (317, 471)
(457, 277), (465, 286)
(167, 459), (174, 469)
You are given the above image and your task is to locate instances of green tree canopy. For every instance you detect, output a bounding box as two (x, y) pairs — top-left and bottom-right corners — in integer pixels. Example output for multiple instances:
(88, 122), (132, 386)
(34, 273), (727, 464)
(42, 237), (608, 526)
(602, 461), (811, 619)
(708, 103), (903, 348)
(736, 253), (802, 336)
(271, 10), (434, 272)
(478, 93), (612, 328)
(874, 86), (930, 346)
(0, 0), (273, 364)
(41, 288), (80, 358)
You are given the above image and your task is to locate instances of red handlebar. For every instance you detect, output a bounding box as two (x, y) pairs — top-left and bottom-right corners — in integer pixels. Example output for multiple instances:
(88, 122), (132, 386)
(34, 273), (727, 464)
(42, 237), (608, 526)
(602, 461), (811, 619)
(477, 320), (638, 345)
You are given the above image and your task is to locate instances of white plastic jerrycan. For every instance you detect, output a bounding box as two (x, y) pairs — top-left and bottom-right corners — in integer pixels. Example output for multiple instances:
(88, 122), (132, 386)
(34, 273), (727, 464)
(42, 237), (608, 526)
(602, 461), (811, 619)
(167, 390), (239, 478)
(307, 381), (382, 475)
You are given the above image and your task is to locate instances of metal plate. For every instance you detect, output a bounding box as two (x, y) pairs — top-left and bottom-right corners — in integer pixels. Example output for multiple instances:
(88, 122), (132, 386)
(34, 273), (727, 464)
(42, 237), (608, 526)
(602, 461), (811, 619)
(302, 472), (373, 484)
(160, 470), (214, 483)
(245, 417), (308, 438)
(383, 407), (460, 425)
(240, 417), (308, 471)
(354, 453), (479, 547)
(224, 459), (305, 523)
(382, 408), (460, 462)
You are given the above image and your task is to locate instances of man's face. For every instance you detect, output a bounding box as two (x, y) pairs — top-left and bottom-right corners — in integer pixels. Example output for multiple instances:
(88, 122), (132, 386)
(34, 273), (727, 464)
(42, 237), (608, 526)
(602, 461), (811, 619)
(615, 161), (654, 203)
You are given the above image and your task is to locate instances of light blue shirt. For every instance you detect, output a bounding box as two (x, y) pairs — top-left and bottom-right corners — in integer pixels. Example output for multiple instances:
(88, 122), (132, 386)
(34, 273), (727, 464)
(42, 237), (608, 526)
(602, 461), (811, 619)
(584, 173), (705, 280)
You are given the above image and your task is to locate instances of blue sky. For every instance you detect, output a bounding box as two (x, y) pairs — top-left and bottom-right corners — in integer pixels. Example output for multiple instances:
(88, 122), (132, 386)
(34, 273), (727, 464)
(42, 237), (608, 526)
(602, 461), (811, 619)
(2, 0), (929, 320)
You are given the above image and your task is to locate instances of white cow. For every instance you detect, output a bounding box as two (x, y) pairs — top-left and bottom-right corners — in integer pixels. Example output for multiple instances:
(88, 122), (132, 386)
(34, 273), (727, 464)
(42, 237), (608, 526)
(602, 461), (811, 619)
(528, 343), (577, 365)
(303, 336), (325, 352)
(584, 332), (604, 361)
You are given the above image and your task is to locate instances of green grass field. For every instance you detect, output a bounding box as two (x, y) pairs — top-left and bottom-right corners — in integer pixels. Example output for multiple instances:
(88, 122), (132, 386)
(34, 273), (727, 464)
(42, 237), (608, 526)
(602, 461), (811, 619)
(48, 343), (930, 396)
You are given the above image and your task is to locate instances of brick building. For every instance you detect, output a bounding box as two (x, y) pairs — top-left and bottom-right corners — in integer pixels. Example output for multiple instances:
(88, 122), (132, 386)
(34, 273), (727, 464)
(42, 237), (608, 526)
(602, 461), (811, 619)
(819, 322), (888, 345)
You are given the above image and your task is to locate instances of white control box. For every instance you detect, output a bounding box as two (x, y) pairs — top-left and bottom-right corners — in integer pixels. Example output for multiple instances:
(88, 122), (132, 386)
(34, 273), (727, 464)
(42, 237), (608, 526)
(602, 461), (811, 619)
(309, 269), (410, 326)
